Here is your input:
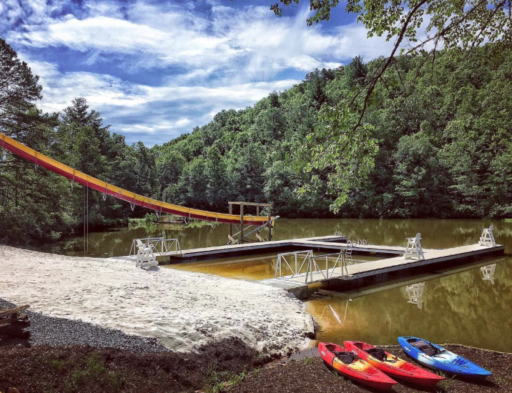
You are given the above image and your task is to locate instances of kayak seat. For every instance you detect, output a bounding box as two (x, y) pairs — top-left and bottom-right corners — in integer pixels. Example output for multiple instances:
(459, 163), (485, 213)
(334, 351), (356, 364)
(409, 340), (439, 357)
(367, 348), (397, 363)
(367, 348), (387, 361)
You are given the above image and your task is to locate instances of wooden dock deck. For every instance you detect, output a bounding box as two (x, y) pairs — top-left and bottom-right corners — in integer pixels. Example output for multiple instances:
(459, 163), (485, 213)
(261, 243), (504, 299)
(114, 235), (355, 262)
(114, 234), (504, 300)
(165, 236), (410, 263)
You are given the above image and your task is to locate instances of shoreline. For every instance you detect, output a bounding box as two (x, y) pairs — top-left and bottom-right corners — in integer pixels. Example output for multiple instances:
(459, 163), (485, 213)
(0, 245), (314, 355)
(2, 330), (511, 393)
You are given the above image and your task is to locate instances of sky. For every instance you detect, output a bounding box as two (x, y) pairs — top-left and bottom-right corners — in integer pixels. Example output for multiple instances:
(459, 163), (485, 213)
(1, 0), (398, 146)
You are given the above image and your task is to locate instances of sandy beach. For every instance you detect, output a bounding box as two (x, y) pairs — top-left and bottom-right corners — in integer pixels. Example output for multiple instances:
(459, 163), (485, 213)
(0, 246), (314, 354)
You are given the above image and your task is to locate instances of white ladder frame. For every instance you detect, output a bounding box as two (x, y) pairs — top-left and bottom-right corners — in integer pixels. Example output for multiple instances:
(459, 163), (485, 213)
(479, 225), (496, 247)
(404, 233), (425, 260)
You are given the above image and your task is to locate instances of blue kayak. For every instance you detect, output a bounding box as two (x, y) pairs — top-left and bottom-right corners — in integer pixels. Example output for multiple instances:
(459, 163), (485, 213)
(398, 336), (492, 378)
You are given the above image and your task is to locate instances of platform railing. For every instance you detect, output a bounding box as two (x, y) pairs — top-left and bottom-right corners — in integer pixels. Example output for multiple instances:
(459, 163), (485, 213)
(129, 237), (182, 257)
(274, 250), (313, 280)
(274, 250), (347, 284)
(310, 252), (347, 280)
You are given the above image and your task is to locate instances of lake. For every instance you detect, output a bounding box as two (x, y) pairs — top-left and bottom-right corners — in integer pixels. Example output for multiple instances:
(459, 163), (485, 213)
(32, 218), (512, 352)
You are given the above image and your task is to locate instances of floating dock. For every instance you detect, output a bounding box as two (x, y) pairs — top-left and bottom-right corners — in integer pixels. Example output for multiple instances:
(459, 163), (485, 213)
(166, 235), (410, 262)
(118, 233), (504, 300)
(261, 242), (504, 299)
(116, 235), (352, 262)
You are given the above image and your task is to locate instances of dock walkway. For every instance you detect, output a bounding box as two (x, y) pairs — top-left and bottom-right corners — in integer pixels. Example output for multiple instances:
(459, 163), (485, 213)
(114, 234), (504, 300)
(261, 243), (504, 298)
(114, 235), (354, 262)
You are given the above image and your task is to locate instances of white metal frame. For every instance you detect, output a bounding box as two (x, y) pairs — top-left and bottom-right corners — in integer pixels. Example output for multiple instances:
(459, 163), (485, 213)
(274, 250), (347, 284)
(129, 237), (182, 257)
(135, 239), (158, 269)
(274, 250), (313, 280)
(479, 225), (496, 247)
(345, 241), (354, 264)
(310, 252), (348, 280)
(404, 233), (425, 260)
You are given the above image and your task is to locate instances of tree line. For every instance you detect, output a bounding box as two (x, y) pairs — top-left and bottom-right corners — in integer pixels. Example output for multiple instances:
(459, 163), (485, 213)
(1, 37), (511, 244)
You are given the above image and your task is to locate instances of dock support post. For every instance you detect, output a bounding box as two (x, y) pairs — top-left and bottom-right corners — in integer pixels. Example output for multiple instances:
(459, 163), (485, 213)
(240, 204), (244, 243)
(229, 204), (233, 239)
(268, 208), (272, 242)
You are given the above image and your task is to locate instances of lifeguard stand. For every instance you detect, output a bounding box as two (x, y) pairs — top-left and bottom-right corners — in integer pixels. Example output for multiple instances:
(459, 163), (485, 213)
(479, 225), (496, 247)
(404, 233), (425, 260)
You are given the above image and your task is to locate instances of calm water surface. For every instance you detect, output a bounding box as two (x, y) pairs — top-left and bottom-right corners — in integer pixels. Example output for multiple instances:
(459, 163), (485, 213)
(38, 219), (512, 352)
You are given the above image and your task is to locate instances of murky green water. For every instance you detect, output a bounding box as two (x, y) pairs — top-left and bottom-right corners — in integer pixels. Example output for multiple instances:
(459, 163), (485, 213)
(35, 219), (512, 352)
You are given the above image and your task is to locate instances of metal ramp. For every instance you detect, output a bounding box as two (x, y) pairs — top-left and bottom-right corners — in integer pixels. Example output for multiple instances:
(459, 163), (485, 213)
(113, 237), (182, 261)
(272, 249), (348, 284)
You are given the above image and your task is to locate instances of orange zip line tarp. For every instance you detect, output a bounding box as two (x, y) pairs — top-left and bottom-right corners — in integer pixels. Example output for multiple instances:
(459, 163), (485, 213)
(0, 132), (272, 225)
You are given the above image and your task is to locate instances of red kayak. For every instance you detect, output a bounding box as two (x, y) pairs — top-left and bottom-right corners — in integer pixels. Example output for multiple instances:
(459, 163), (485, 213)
(318, 342), (398, 391)
(344, 341), (444, 387)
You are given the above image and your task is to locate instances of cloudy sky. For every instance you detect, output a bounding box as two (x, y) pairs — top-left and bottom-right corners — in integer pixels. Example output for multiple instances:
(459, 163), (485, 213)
(1, 0), (396, 145)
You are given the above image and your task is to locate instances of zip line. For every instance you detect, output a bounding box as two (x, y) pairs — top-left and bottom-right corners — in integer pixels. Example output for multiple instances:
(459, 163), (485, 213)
(0, 132), (272, 226)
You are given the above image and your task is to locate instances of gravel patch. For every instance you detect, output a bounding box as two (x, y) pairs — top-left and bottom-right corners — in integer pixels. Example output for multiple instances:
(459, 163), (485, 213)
(0, 298), (168, 353)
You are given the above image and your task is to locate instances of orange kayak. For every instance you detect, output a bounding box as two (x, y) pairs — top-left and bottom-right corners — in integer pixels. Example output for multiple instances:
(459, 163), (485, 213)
(344, 340), (444, 387)
(318, 342), (398, 391)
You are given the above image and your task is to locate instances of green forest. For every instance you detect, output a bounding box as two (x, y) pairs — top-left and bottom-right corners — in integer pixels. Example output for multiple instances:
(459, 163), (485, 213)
(1, 38), (511, 244)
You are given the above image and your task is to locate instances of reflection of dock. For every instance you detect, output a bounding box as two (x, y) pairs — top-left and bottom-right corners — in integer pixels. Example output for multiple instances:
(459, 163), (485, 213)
(318, 257), (506, 301)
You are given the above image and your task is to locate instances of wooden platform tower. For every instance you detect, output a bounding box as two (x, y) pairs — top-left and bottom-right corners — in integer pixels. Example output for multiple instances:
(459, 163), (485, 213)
(228, 202), (273, 244)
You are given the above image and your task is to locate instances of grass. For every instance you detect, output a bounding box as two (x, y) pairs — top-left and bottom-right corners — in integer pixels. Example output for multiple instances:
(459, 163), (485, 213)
(204, 364), (248, 393)
(49, 358), (66, 373)
(45, 352), (124, 393)
(436, 373), (456, 391)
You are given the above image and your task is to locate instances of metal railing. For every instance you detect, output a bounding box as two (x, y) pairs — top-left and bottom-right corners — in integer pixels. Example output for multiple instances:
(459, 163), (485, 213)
(129, 237), (182, 257)
(310, 252), (347, 281)
(274, 250), (313, 280)
(274, 250), (347, 284)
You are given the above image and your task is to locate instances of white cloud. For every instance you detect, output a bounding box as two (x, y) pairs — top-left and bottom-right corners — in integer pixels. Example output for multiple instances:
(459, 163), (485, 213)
(7, 1), (395, 77)
(24, 57), (299, 145)
(4, 0), (416, 145)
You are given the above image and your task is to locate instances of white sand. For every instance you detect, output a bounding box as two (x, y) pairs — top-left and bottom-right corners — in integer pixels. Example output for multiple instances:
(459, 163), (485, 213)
(0, 246), (314, 354)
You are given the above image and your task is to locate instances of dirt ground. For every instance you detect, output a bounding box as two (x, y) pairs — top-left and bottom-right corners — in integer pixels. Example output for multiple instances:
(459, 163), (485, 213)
(1, 343), (510, 393)
(0, 338), (269, 393)
(231, 345), (511, 393)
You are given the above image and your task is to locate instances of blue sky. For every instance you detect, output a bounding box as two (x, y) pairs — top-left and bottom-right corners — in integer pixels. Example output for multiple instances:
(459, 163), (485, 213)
(1, 0), (397, 145)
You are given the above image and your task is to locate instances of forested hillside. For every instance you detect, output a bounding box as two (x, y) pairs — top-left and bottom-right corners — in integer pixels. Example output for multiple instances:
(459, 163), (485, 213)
(152, 44), (512, 219)
(1, 38), (511, 244)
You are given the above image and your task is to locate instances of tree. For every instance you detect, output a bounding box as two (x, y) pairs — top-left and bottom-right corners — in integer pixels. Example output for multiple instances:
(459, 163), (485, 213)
(269, 0), (512, 212)
(0, 38), (42, 141)
(0, 39), (71, 242)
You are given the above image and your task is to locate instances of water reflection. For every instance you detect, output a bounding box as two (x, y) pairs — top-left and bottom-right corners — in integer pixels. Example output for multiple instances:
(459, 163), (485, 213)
(406, 282), (425, 310)
(30, 218), (512, 257)
(308, 257), (511, 352)
(481, 264), (497, 284)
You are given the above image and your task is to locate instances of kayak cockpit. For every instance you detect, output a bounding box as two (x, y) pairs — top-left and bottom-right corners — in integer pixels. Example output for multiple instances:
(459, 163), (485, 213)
(333, 351), (357, 365)
(408, 339), (443, 357)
